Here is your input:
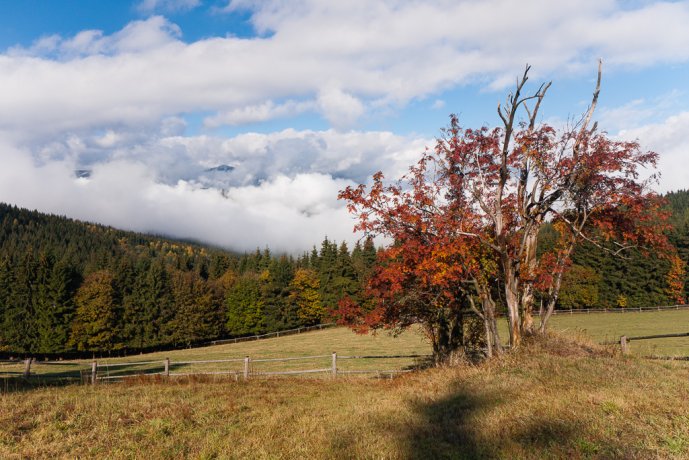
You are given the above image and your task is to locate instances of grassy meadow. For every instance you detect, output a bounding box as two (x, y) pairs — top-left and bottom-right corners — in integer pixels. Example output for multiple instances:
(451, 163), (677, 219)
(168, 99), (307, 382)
(1, 334), (689, 459)
(1, 308), (688, 382)
(1, 309), (689, 458)
(547, 309), (689, 356)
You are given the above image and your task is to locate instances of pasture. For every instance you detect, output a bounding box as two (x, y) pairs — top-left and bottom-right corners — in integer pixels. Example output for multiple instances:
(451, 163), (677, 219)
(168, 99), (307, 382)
(2, 308), (688, 383)
(1, 309), (689, 458)
(1, 333), (688, 459)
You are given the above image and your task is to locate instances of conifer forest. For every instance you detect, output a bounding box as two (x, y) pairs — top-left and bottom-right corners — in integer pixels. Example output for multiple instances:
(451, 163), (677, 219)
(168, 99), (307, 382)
(1, 190), (688, 356)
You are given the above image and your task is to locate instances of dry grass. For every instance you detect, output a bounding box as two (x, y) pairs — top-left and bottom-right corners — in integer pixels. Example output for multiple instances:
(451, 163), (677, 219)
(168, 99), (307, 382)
(2, 332), (689, 459)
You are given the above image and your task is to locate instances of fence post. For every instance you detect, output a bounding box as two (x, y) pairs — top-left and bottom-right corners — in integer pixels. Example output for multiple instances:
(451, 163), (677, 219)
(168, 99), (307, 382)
(332, 352), (337, 379)
(164, 358), (170, 377)
(91, 361), (98, 385)
(620, 336), (628, 355)
(23, 358), (31, 378)
(244, 356), (250, 381)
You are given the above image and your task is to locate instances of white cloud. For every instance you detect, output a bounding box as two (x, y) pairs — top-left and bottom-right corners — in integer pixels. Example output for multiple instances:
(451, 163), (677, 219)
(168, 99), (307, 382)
(0, 128), (430, 252)
(204, 100), (315, 127)
(0, 142), (357, 253)
(618, 112), (689, 193)
(2, 1), (689, 139)
(317, 87), (365, 130)
(598, 99), (655, 132)
(8, 16), (181, 59)
(1, 1), (689, 251)
(431, 99), (446, 110)
(598, 90), (684, 132)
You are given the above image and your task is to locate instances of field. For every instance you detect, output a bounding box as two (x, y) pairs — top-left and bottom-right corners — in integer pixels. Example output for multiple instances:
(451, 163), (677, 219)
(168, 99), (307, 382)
(2, 333), (689, 459)
(2, 309), (688, 383)
(547, 309), (689, 356)
(2, 310), (689, 458)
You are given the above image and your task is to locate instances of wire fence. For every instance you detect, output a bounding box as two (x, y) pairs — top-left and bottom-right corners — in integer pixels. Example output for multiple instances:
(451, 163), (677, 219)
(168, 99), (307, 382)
(3, 304), (688, 383)
(1, 352), (433, 384)
(549, 304), (689, 315)
(207, 323), (337, 346)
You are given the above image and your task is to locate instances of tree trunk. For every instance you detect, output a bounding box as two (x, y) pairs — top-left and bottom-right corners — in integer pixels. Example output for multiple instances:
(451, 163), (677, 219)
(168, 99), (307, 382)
(430, 309), (464, 364)
(481, 294), (502, 356)
(519, 229), (539, 335)
(503, 259), (521, 348)
(539, 266), (564, 333)
(520, 285), (535, 335)
(539, 297), (556, 334)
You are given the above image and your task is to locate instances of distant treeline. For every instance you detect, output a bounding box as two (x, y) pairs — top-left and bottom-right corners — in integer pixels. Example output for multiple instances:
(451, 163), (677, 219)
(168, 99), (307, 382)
(0, 203), (377, 356)
(1, 190), (688, 355)
(547, 189), (689, 309)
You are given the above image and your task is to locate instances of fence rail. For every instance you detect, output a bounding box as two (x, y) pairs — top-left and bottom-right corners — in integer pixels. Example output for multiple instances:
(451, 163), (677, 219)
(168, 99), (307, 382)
(208, 323), (337, 346)
(2, 351), (433, 383)
(609, 331), (689, 355)
(550, 304), (689, 315)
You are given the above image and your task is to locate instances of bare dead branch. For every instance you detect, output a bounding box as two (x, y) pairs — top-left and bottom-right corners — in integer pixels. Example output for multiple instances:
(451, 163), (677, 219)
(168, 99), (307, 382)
(528, 81), (552, 129)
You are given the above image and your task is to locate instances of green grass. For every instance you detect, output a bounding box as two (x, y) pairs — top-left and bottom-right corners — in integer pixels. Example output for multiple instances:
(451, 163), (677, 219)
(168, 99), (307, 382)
(546, 309), (689, 356)
(1, 333), (689, 459)
(1, 326), (432, 381)
(2, 309), (688, 382)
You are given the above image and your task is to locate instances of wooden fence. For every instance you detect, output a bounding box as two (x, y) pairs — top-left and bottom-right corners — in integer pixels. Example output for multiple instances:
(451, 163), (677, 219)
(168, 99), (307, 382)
(2, 352), (432, 384)
(550, 304), (689, 315)
(613, 332), (689, 355)
(207, 323), (336, 346)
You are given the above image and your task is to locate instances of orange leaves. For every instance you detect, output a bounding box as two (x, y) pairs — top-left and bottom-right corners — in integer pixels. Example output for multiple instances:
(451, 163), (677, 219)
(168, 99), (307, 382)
(666, 254), (686, 304)
(337, 97), (675, 338)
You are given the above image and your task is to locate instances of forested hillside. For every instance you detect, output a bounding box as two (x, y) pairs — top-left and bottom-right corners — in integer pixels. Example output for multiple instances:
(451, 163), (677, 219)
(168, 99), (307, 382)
(0, 204), (376, 356)
(551, 189), (689, 309)
(1, 190), (688, 355)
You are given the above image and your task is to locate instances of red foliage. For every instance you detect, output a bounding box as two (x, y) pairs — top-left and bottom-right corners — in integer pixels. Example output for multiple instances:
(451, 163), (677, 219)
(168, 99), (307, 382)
(337, 66), (683, 346)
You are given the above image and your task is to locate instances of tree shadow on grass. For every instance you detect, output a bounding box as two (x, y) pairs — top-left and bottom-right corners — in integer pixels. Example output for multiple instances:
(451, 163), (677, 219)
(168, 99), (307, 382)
(405, 390), (492, 459)
(399, 384), (638, 459)
(388, 383), (600, 459)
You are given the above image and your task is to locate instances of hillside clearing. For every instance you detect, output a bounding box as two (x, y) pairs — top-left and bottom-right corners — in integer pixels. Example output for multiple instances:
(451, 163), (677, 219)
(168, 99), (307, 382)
(2, 334), (688, 459)
(2, 309), (688, 382)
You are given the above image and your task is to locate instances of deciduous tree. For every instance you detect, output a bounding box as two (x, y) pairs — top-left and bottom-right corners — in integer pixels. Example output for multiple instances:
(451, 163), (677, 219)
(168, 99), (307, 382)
(339, 62), (683, 359)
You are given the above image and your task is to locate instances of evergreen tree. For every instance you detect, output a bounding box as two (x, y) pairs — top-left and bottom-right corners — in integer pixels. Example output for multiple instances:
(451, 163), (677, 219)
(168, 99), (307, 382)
(36, 258), (79, 353)
(262, 256), (296, 330)
(4, 252), (39, 352)
(318, 237), (339, 308)
(0, 257), (13, 351)
(140, 261), (174, 347)
(226, 273), (264, 336)
(333, 242), (359, 301)
(168, 271), (223, 346)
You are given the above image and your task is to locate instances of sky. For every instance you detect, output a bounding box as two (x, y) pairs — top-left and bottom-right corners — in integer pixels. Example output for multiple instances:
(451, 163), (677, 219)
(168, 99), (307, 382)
(0, 0), (688, 253)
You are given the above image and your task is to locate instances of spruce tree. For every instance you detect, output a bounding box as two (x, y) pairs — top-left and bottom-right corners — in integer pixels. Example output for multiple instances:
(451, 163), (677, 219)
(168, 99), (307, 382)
(226, 273), (264, 336)
(36, 258), (79, 353)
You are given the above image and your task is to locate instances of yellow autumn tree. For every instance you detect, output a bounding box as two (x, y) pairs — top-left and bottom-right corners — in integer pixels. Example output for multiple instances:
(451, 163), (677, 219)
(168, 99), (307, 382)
(289, 268), (325, 326)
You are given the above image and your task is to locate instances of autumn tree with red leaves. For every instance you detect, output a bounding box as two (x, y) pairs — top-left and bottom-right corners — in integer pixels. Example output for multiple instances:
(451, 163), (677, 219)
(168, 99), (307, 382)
(338, 61), (684, 361)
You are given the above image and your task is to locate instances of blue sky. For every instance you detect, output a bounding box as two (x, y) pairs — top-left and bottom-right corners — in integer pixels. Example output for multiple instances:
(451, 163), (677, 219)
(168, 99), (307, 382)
(0, 0), (688, 252)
